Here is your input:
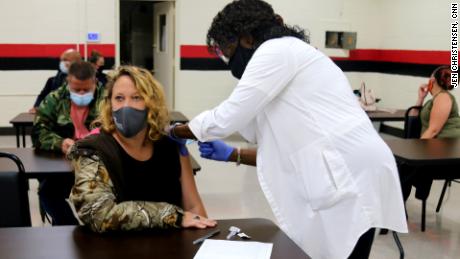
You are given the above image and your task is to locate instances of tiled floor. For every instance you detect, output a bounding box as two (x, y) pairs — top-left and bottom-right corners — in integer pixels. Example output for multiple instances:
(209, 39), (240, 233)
(1, 134), (459, 258)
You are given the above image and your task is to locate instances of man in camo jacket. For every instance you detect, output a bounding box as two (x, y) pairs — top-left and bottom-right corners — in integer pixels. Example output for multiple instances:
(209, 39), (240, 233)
(32, 61), (105, 225)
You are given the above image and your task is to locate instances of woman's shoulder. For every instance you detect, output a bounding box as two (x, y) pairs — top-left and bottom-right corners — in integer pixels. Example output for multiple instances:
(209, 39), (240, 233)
(155, 134), (178, 149)
(257, 37), (319, 66)
(446, 90), (458, 101)
(433, 91), (454, 103)
(152, 135), (182, 158)
(69, 132), (117, 159)
(259, 37), (308, 52)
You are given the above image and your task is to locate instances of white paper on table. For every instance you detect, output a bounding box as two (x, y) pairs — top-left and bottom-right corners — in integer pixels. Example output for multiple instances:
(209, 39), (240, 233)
(193, 239), (273, 259)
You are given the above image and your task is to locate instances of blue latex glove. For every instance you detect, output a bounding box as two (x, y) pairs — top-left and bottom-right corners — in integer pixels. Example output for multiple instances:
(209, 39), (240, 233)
(168, 135), (190, 156)
(198, 140), (234, 161)
(167, 124), (190, 156)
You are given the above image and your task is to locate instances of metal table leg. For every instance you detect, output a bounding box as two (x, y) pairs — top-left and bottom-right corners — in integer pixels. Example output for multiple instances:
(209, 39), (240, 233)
(21, 126), (26, 147)
(15, 126), (20, 148)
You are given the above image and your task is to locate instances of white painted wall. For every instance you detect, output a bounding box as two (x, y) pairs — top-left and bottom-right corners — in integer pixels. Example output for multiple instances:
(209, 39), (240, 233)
(0, 0), (116, 127)
(0, 0), (115, 47)
(174, 0), (237, 118)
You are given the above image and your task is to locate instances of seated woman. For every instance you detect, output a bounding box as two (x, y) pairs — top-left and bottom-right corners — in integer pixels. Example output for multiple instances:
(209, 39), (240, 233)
(416, 65), (460, 139)
(69, 66), (216, 232)
(402, 65), (460, 201)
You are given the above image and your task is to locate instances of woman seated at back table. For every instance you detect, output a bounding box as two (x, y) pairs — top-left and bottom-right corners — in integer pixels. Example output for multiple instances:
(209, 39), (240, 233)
(402, 65), (460, 201)
(69, 66), (216, 232)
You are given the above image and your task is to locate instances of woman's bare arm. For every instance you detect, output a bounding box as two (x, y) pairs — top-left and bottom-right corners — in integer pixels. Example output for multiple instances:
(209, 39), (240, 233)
(421, 93), (452, 139)
(179, 154), (208, 217)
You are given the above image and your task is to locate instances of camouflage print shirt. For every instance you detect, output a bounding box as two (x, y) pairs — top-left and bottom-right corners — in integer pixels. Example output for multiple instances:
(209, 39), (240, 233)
(68, 147), (183, 233)
(31, 83), (104, 152)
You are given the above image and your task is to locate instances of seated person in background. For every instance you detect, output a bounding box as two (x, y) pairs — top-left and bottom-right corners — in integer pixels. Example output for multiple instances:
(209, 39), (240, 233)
(416, 65), (460, 139)
(32, 61), (105, 225)
(402, 65), (460, 201)
(69, 66), (216, 233)
(89, 50), (108, 86)
(29, 49), (81, 113)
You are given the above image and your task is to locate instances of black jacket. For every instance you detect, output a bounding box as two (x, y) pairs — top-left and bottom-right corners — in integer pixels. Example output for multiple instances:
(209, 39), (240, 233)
(33, 71), (67, 107)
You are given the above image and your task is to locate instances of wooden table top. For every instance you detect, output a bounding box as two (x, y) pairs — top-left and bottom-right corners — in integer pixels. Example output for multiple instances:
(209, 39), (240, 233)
(0, 148), (70, 177)
(385, 138), (460, 166)
(9, 112), (35, 126)
(367, 109), (406, 122)
(0, 218), (310, 259)
(0, 147), (201, 178)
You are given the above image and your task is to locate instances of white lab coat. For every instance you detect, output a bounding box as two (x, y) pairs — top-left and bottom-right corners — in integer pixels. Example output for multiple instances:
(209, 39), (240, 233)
(189, 37), (408, 259)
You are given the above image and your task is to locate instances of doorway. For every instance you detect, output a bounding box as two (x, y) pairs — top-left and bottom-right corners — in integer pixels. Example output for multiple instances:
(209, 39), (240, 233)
(119, 0), (175, 109)
(120, 1), (153, 70)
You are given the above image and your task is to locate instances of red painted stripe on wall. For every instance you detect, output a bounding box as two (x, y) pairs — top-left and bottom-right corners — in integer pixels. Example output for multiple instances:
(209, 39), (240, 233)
(0, 44), (116, 58)
(181, 45), (217, 58)
(331, 49), (449, 65)
(180, 45), (449, 65)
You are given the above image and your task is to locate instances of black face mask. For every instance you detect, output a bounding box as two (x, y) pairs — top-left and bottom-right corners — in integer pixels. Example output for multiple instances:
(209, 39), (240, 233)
(112, 106), (148, 138)
(228, 44), (256, 79)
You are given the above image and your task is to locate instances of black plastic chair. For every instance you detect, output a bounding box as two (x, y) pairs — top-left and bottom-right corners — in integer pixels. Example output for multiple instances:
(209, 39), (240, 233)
(435, 175), (459, 213)
(403, 106), (422, 139)
(402, 106), (428, 231)
(0, 152), (31, 227)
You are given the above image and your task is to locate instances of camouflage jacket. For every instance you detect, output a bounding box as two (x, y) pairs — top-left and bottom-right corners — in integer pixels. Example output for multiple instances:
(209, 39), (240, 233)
(31, 83), (104, 152)
(68, 143), (183, 233)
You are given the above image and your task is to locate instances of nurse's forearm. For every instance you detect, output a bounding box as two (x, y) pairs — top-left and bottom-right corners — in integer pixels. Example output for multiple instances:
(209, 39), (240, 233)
(228, 148), (257, 166)
(173, 124), (197, 139)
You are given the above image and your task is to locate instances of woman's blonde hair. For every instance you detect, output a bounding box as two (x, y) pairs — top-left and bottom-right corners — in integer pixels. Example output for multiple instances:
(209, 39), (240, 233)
(98, 65), (169, 141)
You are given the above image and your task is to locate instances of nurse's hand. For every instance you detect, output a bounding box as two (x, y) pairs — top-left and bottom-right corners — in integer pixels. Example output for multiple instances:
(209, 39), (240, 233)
(198, 140), (234, 161)
(167, 124), (189, 156)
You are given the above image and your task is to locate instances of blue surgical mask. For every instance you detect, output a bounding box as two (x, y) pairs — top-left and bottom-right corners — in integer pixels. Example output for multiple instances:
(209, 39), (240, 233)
(70, 91), (94, 106)
(112, 106), (148, 138)
(59, 61), (69, 74)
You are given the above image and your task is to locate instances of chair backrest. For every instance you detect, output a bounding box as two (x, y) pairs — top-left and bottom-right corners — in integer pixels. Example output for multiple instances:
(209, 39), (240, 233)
(0, 152), (31, 227)
(404, 106), (423, 139)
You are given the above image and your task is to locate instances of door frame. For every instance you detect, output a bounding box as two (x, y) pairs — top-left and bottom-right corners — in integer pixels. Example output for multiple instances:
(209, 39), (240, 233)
(116, 0), (176, 107)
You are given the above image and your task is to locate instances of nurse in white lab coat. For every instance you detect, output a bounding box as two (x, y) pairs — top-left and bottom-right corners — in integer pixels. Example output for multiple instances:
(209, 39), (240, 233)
(170, 0), (408, 258)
